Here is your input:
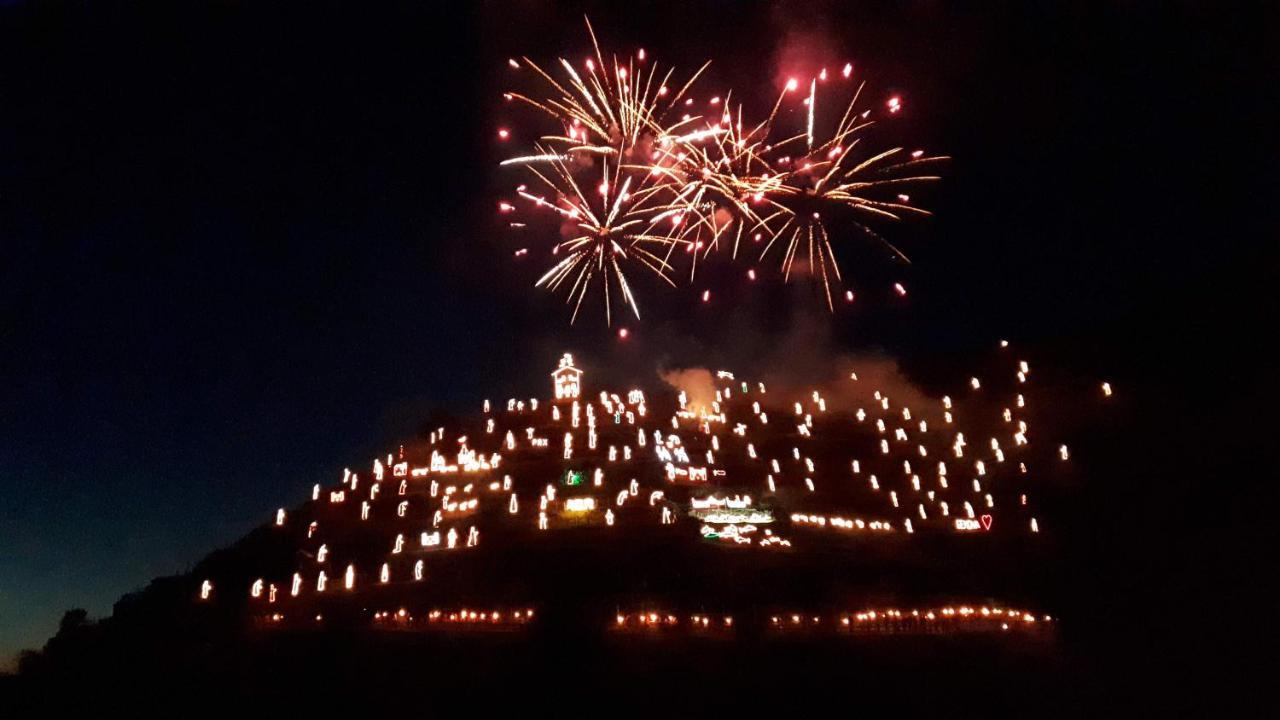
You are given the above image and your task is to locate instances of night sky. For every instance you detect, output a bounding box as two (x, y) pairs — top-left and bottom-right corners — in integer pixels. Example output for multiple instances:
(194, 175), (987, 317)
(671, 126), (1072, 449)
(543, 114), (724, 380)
(0, 1), (1268, 671)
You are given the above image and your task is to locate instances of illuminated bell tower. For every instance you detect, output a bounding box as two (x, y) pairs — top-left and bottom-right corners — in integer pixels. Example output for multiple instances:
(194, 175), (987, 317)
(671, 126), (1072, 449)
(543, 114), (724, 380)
(552, 353), (582, 401)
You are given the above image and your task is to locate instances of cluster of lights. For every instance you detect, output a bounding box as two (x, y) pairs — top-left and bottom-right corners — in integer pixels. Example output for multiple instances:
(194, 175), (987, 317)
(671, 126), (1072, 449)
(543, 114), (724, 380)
(370, 608), (535, 627)
(223, 348), (1095, 619)
(764, 605), (1051, 633)
(699, 523), (755, 544)
(790, 513), (895, 533)
(253, 613), (325, 625)
(954, 516), (993, 531)
(840, 605), (1051, 633)
(614, 612), (735, 629)
(563, 496), (597, 512)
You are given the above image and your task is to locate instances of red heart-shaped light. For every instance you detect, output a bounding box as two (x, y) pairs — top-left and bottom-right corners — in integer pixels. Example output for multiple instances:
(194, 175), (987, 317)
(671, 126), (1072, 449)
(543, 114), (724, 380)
(980, 515), (993, 530)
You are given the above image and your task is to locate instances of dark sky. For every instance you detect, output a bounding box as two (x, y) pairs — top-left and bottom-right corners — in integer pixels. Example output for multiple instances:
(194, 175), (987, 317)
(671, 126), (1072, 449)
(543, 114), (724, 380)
(0, 1), (1269, 667)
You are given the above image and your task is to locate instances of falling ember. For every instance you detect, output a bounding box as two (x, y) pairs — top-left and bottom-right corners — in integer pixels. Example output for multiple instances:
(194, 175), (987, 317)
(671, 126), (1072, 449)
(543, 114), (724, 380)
(845, 290), (855, 302)
(637, 48), (646, 61)
(842, 62), (853, 78)
(497, 128), (510, 140)
(618, 328), (629, 339)
(894, 283), (907, 296)
(887, 96), (902, 112)
(507, 58), (520, 69)
(702, 290), (711, 302)
(498, 202), (514, 213)
(747, 269), (756, 280)
(1101, 382), (1113, 397)
(786, 78), (799, 91)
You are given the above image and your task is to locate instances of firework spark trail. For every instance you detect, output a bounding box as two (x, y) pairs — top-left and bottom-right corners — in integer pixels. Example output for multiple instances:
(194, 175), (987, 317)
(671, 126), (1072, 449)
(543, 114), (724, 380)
(506, 18), (710, 157)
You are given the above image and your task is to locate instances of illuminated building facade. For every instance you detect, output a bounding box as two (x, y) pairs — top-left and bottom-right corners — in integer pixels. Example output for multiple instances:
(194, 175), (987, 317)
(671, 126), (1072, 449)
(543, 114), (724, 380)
(552, 353), (582, 400)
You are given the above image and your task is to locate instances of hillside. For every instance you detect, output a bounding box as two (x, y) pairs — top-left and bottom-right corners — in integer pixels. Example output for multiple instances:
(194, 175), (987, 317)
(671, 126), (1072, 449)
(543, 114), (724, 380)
(8, 349), (1107, 712)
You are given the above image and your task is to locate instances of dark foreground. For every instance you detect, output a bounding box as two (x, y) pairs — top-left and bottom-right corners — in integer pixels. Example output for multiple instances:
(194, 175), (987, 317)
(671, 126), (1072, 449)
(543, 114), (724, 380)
(7, 625), (1078, 715)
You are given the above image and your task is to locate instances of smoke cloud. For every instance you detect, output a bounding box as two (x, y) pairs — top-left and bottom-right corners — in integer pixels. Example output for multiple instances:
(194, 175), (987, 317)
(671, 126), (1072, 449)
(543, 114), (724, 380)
(659, 367), (719, 410)
(655, 303), (939, 419)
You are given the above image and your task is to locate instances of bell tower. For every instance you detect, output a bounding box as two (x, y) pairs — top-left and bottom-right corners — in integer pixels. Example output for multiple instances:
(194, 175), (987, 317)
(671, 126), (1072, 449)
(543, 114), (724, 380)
(551, 353), (582, 400)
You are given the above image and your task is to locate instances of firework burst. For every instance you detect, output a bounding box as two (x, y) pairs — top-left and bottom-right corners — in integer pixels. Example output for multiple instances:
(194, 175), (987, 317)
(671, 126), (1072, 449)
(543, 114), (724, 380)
(501, 20), (947, 321)
(715, 79), (948, 309)
(640, 93), (779, 277)
(520, 151), (683, 324)
(502, 19), (717, 323)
